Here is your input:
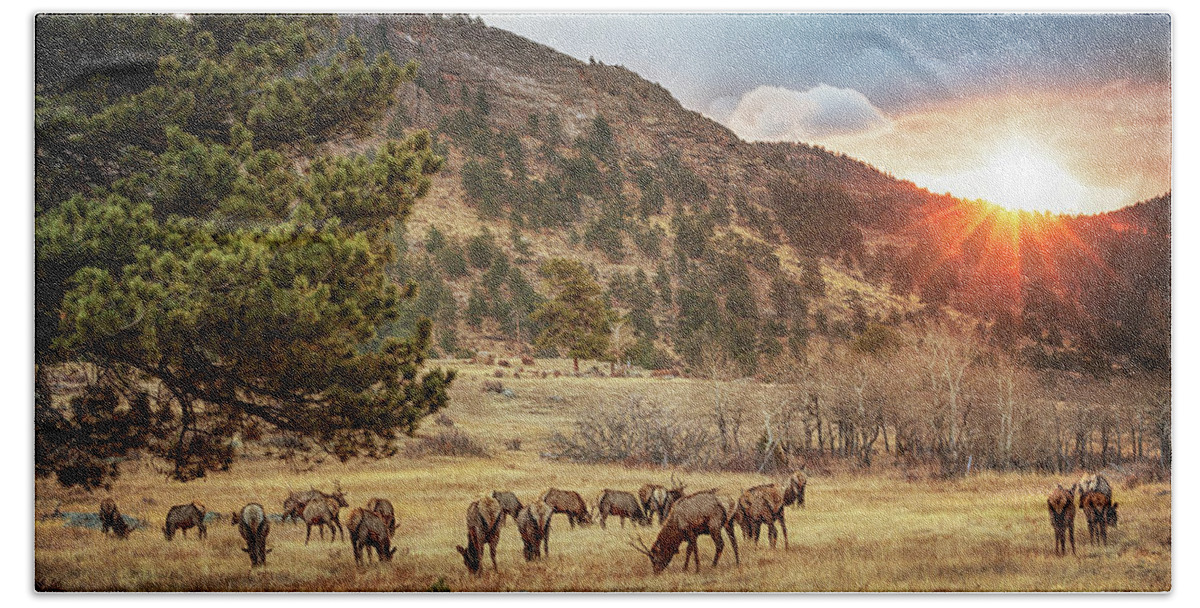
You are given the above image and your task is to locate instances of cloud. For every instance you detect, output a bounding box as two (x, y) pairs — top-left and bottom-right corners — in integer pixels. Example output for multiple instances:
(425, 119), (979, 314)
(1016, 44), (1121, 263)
(723, 84), (892, 143)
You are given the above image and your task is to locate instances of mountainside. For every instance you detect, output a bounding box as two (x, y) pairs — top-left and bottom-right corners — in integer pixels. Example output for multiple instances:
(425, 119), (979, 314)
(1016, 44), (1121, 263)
(35, 14), (1168, 376)
(320, 14), (1167, 375)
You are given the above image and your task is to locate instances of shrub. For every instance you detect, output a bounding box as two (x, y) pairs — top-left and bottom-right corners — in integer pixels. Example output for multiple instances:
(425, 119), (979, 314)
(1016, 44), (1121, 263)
(405, 430), (490, 458)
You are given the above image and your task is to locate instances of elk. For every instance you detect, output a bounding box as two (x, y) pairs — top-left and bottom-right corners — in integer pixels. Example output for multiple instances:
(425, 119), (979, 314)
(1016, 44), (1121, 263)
(1046, 484), (1076, 556)
(1081, 491), (1118, 547)
(163, 501), (207, 541)
(348, 508), (396, 565)
(492, 490), (524, 525)
(515, 501), (552, 561)
(231, 503), (271, 567)
(783, 470), (807, 509)
(629, 490), (739, 573)
(638, 484), (668, 525)
(99, 498), (130, 539)
(457, 496), (503, 574)
(737, 484), (789, 549)
(283, 483), (348, 524)
(302, 498), (340, 545)
(540, 488), (592, 528)
(1079, 474), (1119, 529)
(365, 497), (396, 539)
(596, 489), (649, 529)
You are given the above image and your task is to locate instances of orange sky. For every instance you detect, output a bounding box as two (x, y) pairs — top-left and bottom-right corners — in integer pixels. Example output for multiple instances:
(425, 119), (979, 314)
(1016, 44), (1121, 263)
(813, 83), (1171, 214)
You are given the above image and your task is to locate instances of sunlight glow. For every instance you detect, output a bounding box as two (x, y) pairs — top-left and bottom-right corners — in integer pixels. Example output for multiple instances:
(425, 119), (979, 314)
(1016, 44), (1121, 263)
(911, 138), (1129, 215)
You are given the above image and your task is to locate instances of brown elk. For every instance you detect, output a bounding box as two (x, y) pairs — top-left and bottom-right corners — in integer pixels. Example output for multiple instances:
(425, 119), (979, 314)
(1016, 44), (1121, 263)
(1046, 484), (1076, 556)
(163, 501), (207, 541)
(515, 501), (552, 561)
(302, 498), (340, 545)
(638, 484), (667, 525)
(365, 497), (396, 539)
(629, 490), (739, 573)
(283, 483), (348, 524)
(596, 489), (649, 529)
(1081, 491), (1118, 547)
(783, 470), (807, 509)
(491, 490), (523, 524)
(737, 484), (789, 549)
(99, 498), (130, 539)
(348, 508), (396, 565)
(457, 496), (503, 574)
(1079, 474), (1119, 529)
(540, 488), (592, 528)
(231, 503), (271, 567)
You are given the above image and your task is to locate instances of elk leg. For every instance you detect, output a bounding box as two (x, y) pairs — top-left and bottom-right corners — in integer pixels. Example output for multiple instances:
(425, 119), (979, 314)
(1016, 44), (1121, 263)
(682, 540), (694, 571)
(305, 523), (312, 545)
(1068, 522), (1076, 555)
(489, 540), (498, 572)
(712, 531), (724, 567)
(778, 514), (789, 550)
(767, 522), (777, 549)
(600, 514), (606, 530)
(726, 523), (740, 565)
(543, 523), (551, 558)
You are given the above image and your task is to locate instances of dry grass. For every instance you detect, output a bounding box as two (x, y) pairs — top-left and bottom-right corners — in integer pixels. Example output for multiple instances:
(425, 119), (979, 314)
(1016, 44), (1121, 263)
(34, 361), (1171, 592)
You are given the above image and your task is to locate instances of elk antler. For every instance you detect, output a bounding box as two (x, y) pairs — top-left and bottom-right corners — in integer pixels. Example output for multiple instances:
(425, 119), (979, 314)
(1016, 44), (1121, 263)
(627, 534), (652, 556)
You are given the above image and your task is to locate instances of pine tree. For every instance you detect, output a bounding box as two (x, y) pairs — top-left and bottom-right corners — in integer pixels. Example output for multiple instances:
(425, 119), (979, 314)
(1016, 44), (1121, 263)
(530, 259), (614, 373)
(35, 15), (455, 487)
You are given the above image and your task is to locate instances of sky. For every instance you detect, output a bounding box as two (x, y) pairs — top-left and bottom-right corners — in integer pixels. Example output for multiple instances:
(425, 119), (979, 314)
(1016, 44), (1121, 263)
(482, 13), (1171, 214)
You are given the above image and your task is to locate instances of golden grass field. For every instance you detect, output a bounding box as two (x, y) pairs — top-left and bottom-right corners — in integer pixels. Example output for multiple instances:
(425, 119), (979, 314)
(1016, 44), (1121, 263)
(34, 360), (1172, 592)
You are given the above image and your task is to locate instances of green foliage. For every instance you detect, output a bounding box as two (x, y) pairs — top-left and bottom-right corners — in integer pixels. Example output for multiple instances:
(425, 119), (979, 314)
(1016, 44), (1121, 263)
(576, 115), (617, 164)
(852, 322), (902, 355)
(672, 211), (714, 259)
(425, 225), (447, 252)
(531, 259), (614, 368)
(35, 15), (455, 486)
(466, 229), (499, 269)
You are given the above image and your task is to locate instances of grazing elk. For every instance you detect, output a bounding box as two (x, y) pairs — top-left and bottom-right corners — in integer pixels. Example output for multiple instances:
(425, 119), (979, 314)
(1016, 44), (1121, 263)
(348, 508), (396, 565)
(99, 498), (130, 539)
(492, 490), (524, 525)
(738, 484), (789, 549)
(515, 501), (552, 561)
(365, 497), (396, 539)
(302, 498), (340, 545)
(783, 470), (807, 509)
(283, 483), (349, 524)
(629, 491), (739, 573)
(163, 501), (207, 541)
(1046, 484), (1077, 556)
(596, 489), (649, 529)
(1081, 490), (1118, 547)
(540, 488), (592, 528)
(457, 496), (503, 575)
(231, 503), (271, 567)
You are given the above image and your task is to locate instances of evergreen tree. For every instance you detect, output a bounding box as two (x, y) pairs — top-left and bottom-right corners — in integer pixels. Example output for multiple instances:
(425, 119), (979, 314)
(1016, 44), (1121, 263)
(35, 15), (455, 487)
(530, 259), (614, 373)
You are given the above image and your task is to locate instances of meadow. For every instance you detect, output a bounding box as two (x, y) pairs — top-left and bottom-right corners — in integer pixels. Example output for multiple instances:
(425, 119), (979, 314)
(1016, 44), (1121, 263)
(33, 361), (1172, 592)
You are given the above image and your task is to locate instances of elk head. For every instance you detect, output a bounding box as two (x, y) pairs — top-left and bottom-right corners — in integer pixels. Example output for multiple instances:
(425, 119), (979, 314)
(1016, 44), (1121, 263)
(332, 480), (349, 507)
(628, 533), (672, 574)
(457, 543), (481, 574)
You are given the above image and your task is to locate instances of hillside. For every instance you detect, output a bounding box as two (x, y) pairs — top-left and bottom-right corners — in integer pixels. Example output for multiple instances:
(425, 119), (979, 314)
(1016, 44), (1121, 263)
(328, 14), (1167, 375)
(33, 13), (1169, 377)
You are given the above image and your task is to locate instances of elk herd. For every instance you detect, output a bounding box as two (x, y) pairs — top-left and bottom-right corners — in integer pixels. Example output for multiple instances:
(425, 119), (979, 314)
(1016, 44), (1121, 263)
(1047, 473), (1120, 557)
(87, 467), (1126, 577)
(458, 471), (808, 575)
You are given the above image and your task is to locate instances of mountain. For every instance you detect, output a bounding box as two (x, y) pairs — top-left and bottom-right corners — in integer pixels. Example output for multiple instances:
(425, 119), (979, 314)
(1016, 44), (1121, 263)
(38, 14), (1170, 376)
